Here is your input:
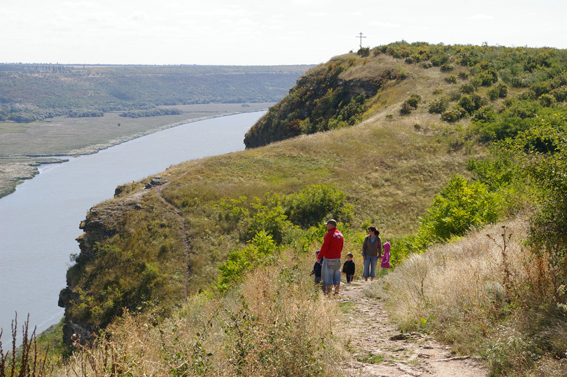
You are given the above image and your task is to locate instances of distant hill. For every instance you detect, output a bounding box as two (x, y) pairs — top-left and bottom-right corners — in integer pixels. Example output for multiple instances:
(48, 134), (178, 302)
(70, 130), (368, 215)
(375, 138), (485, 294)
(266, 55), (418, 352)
(0, 64), (313, 122)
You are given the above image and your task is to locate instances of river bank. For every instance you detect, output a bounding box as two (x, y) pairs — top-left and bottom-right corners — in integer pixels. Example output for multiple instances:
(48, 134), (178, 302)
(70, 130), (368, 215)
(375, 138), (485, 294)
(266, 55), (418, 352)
(0, 103), (273, 198)
(0, 111), (267, 341)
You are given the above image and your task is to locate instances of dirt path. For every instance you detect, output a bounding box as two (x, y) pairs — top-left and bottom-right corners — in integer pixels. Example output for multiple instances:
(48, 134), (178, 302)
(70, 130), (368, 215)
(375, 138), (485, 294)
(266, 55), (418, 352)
(339, 280), (488, 377)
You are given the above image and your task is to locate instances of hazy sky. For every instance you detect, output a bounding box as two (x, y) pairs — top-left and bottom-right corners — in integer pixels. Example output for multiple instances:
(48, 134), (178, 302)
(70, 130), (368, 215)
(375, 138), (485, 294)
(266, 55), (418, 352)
(2, 0), (566, 65)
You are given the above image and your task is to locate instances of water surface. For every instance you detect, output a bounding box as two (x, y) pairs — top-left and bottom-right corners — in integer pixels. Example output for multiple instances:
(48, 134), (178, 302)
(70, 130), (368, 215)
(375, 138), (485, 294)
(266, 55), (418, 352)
(0, 111), (264, 336)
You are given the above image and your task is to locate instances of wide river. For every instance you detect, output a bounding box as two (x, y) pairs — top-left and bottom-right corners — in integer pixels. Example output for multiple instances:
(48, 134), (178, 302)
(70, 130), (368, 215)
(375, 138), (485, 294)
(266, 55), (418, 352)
(0, 111), (265, 338)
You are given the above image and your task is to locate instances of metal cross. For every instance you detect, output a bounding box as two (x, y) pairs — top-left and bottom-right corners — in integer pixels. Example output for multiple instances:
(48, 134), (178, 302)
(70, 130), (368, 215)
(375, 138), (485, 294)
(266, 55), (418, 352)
(356, 32), (366, 48)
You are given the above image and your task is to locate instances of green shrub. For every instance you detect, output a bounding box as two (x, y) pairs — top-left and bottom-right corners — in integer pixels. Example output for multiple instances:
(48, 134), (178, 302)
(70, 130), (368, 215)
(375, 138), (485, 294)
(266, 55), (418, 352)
(283, 184), (353, 227)
(357, 47), (370, 57)
(488, 87), (500, 101)
(394, 175), (501, 255)
(433, 88), (443, 95)
(405, 94), (422, 109)
(448, 90), (462, 102)
(400, 102), (413, 115)
(551, 86), (567, 102)
(418, 175), (500, 242)
(539, 93), (557, 107)
(421, 62), (433, 69)
(431, 54), (449, 67)
(497, 82), (508, 98)
(459, 83), (475, 94)
(470, 76), (483, 87)
(441, 106), (466, 123)
(441, 63), (455, 72)
(428, 97), (449, 114)
(460, 94), (484, 113)
(458, 72), (469, 80)
(215, 231), (277, 291)
(444, 75), (457, 84)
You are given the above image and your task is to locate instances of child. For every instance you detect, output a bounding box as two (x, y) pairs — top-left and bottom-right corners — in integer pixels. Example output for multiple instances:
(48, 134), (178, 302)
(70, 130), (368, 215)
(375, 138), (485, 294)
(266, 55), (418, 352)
(380, 242), (391, 276)
(310, 250), (323, 287)
(342, 252), (355, 283)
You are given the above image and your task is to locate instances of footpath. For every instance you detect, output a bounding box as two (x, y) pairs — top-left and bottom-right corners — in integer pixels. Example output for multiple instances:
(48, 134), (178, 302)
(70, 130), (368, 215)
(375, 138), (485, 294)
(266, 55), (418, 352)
(339, 280), (488, 377)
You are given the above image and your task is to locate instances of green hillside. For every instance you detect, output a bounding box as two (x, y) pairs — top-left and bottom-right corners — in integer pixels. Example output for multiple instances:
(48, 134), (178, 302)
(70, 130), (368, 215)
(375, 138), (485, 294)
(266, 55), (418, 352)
(57, 44), (486, 346)
(6, 42), (567, 376)
(245, 42), (567, 148)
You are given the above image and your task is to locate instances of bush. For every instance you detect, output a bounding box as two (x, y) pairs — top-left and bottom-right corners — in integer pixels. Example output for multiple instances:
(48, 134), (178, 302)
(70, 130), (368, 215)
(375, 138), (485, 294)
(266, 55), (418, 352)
(428, 97), (449, 114)
(444, 75), (457, 84)
(441, 106), (466, 123)
(283, 184), (353, 227)
(405, 94), (421, 109)
(551, 86), (567, 102)
(215, 231), (277, 291)
(458, 95), (483, 114)
(419, 175), (500, 242)
(357, 47), (370, 57)
(458, 72), (469, 80)
(497, 82), (508, 98)
(441, 63), (454, 72)
(459, 83), (475, 94)
(488, 87), (500, 101)
(400, 102), (413, 115)
(448, 90), (462, 102)
(433, 88), (443, 95)
(539, 93), (556, 107)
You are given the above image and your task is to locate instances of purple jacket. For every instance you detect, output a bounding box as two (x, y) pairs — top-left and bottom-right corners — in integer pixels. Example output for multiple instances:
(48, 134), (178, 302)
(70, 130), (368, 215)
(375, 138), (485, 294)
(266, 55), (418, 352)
(381, 242), (391, 268)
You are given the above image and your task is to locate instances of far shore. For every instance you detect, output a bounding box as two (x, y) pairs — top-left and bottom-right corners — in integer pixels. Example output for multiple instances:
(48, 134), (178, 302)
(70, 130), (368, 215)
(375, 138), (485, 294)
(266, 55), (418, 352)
(0, 103), (272, 199)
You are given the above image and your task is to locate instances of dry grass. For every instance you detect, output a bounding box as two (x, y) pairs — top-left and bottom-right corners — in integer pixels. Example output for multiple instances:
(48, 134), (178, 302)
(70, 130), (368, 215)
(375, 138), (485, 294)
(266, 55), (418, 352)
(373, 217), (567, 376)
(52, 251), (345, 377)
(381, 219), (529, 349)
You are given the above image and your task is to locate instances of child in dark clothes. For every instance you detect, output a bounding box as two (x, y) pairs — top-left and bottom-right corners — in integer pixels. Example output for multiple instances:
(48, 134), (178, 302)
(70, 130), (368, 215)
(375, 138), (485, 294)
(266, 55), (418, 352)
(310, 250), (323, 285)
(342, 252), (355, 283)
(310, 250), (325, 293)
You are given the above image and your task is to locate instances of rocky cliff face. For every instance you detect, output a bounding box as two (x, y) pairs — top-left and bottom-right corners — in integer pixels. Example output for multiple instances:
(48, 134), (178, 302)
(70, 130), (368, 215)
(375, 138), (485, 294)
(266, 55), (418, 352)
(58, 179), (186, 346)
(243, 53), (404, 148)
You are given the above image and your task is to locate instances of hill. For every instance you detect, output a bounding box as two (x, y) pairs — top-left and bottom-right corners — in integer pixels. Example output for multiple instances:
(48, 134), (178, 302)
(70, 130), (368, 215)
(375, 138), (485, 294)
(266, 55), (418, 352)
(9, 42), (567, 376)
(57, 46), (485, 346)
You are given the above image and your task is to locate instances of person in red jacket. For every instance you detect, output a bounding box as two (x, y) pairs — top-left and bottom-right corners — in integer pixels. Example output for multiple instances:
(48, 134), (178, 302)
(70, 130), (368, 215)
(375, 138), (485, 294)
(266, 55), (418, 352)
(317, 219), (344, 295)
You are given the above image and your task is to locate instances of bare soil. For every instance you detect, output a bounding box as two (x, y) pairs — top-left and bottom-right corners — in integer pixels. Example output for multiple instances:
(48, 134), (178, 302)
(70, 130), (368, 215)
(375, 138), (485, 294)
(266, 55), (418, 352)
(339, 280), (488, 377)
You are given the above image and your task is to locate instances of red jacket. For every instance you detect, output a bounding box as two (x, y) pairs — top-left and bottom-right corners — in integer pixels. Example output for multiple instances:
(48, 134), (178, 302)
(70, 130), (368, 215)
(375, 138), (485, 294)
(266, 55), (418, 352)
(319, 228), (344, 260)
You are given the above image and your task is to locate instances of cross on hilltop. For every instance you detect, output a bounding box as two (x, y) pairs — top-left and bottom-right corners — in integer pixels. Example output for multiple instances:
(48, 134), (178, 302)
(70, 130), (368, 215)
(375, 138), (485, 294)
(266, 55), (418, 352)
(356, 32), (366, 49)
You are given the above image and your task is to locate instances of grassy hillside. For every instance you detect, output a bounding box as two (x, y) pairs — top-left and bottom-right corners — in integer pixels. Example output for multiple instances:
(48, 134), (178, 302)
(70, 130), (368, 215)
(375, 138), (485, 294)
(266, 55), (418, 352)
(57, 48), (484, 347)
(7, 42), (567, 376)
(245, 42), (567, 148)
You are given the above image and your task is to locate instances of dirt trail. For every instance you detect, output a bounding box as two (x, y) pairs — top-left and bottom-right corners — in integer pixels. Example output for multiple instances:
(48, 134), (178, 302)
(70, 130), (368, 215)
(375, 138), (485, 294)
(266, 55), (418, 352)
(339, 280), (487, 377)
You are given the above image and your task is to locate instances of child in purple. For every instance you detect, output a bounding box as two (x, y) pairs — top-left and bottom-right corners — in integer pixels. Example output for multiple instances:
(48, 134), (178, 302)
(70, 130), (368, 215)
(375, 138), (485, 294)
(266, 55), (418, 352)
(380, 242), (391, 276)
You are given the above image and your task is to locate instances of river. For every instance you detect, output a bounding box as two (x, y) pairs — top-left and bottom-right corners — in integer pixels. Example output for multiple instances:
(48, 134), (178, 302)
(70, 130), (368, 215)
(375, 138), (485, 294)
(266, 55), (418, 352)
(0, 111), (265, 338)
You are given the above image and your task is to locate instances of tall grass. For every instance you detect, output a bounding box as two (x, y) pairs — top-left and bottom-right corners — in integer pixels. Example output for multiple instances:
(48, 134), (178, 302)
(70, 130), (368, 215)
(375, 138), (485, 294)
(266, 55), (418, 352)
(375, 217), (567, 376)
(52, 251), (345, 376)
(0, 314), (52, 377)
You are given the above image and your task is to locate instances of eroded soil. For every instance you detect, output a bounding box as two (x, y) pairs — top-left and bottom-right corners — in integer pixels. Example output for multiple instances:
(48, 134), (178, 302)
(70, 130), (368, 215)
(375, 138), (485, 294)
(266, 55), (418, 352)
(339, 280), (487, 377)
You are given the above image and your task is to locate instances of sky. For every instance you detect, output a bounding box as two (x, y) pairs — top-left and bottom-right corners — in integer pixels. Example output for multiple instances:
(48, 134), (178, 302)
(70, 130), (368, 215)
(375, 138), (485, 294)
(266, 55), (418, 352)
(1, 0), (567, 66)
